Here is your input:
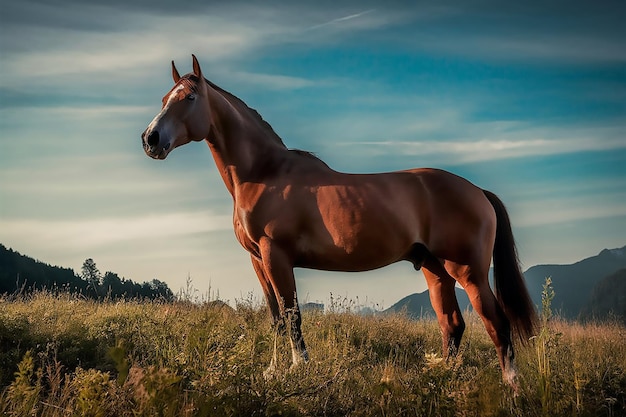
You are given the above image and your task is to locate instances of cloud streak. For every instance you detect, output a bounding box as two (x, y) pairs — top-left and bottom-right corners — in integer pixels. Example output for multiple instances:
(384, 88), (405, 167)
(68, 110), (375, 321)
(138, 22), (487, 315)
(306, 9), (377, 30)
(0, 211), (231, 251)
(345, 136), (626, 164)
(513, 195), (626, 228)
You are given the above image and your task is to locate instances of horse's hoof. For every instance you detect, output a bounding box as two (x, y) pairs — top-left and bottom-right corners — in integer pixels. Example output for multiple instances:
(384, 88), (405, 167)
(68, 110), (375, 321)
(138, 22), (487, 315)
(503, 369), (519, 396)
(263, 364), (278, 380)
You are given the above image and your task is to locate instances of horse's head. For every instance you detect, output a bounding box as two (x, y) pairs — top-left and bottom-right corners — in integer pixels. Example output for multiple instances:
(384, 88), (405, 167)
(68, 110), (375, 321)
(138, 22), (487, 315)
(142, 55), (211, 160)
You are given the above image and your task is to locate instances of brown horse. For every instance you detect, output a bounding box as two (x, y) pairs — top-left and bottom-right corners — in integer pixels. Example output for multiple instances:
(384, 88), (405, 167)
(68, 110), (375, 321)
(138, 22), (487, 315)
(141, 55), (537, 388)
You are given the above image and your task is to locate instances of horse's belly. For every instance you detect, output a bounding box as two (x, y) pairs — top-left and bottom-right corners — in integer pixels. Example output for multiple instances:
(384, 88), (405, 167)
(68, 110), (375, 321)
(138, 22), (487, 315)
(293, 232), (409, 272)
(295, 253), (402, 272)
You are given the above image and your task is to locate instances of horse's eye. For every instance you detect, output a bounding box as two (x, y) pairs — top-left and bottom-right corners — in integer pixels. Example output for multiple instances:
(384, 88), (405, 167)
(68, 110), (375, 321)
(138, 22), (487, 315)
(186, 93), (196, 101)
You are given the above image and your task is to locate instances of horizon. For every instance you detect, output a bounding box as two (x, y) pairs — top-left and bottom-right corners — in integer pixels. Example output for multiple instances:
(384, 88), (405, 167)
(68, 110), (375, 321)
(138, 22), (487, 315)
(1, 242), (624, 308)
(1, 1), (625, 307)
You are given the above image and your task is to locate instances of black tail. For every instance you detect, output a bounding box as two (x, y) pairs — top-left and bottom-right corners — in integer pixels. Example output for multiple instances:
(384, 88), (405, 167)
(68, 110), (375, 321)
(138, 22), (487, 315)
(483, 190), (537, 343)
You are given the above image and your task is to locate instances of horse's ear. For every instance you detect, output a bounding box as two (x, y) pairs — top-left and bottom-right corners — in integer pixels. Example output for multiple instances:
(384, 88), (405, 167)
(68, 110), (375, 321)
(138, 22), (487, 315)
(172, 61), (181, 83)
(192, 54), (203, 79)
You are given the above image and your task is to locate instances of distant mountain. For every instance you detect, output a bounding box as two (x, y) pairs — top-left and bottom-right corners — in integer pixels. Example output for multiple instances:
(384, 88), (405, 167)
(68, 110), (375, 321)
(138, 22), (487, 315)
(384, 288), (471, 319)
(523, 246), (626, 319)
(581, 268), (626, 323)
(385, 246), (626, 321)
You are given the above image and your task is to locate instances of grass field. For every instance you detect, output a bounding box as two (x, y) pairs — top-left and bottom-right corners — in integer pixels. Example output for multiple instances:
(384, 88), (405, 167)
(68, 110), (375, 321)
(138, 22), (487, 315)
(0, 289), (624, 416)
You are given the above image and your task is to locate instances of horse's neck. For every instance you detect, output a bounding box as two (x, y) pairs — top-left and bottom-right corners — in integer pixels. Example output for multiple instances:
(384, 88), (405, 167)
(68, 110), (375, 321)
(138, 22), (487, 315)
(205, 84), (288, 196)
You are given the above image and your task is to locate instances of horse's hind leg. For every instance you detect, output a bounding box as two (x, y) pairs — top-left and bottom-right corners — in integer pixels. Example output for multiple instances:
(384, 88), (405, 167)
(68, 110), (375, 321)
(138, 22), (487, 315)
(451, 264), (517, 389)
(422, 259), (466, 357)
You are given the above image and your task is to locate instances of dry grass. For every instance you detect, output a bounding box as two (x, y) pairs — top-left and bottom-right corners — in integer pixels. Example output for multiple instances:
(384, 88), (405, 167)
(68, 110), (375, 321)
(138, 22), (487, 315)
(0, 291), (624, 416)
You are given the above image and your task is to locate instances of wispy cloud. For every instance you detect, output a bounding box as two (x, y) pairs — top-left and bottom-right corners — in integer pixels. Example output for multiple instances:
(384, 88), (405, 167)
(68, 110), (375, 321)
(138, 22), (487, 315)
(418, 33), (626, 64)
(0, 20), (255, 86)
(0, 211), (231, 251)
(348, 136), (626, 164)
(0, 3), (408, 92)
(307, 9), (377, 30)
(300, 93), (624, 166)
(512, 194), (626, 227)
(219, 70), (317, 90)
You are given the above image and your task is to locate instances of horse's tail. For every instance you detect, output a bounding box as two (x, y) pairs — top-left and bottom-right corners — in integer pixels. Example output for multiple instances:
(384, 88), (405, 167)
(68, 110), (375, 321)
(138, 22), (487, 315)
(483, 189), (537, 343)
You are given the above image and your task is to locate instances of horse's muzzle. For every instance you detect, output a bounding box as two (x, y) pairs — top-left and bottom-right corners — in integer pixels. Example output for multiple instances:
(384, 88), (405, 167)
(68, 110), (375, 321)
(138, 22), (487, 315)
(141, 129), (170, 159)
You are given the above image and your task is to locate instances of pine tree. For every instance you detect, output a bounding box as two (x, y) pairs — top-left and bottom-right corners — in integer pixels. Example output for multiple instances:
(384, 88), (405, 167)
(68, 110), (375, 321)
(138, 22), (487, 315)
(80, 258), (101, 296)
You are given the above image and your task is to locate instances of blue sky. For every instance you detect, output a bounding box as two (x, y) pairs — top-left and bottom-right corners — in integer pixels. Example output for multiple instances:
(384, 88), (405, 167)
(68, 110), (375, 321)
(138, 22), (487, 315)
(1, 1), (624, 307)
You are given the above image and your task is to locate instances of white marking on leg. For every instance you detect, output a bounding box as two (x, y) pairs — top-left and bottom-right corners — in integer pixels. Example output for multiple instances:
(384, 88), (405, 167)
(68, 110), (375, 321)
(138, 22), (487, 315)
(263, 331), (279, 380)
(503, 345), (519, 394)
(290, 337), (309, 367)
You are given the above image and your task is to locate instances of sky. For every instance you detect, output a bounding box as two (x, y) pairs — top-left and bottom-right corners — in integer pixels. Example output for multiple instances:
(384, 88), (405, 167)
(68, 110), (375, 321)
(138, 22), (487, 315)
(1, 0), (625, 308)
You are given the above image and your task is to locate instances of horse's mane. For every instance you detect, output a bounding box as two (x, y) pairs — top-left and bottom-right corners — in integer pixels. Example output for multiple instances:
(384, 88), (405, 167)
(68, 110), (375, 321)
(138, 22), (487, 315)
(194, 76), (328, 167)
(290, 149), (323, 161)
(202, 77), (287, 148)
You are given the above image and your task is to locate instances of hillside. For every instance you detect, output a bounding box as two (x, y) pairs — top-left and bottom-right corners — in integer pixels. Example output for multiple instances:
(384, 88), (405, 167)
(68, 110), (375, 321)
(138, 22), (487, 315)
(386, 245), (626, 320)
(0, 244), (87, 294)
(523, 245), (626, 318)
(581, 268), (626, 323)
(384, 288), (471, 318)
(0, 244), (173, 300)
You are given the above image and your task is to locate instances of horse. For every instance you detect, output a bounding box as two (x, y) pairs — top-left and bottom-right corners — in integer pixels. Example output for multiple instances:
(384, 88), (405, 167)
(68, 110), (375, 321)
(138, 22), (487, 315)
(141, 55), (537, 389)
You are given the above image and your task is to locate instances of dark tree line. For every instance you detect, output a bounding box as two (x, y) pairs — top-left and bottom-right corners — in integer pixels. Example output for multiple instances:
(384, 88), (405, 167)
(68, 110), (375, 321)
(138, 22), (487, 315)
(79, 257), (173, 300)
(0, 244), (173, 301)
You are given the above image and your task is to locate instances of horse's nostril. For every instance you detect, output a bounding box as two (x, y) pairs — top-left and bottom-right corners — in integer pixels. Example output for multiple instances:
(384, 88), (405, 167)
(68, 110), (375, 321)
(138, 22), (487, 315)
(147, 130), (160, 147)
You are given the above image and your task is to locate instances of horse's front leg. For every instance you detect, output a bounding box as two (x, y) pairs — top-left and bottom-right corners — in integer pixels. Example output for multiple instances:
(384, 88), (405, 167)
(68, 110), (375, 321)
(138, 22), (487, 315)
(251, 256), (284, 378)
(251, 255), (282, 328)
(258, 237), (309, 369)
(285, 304), (308, 367)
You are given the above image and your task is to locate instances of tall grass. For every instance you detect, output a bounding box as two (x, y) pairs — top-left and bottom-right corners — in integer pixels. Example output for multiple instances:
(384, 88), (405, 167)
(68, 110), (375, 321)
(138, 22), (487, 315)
(0, 289), (624, 416)
(534, 277), (556, 416)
